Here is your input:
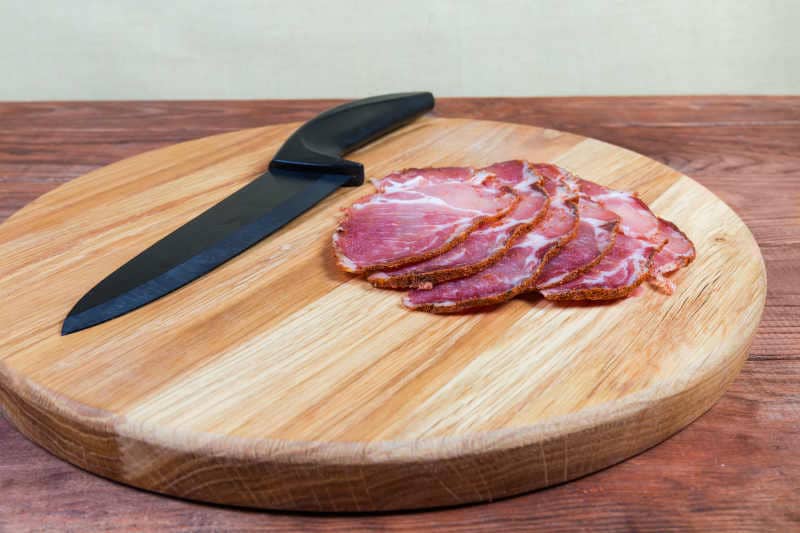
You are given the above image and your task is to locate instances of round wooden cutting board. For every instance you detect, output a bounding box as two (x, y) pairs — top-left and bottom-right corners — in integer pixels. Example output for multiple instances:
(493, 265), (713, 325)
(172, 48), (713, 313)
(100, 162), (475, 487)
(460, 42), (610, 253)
(0, 117), (765, 511)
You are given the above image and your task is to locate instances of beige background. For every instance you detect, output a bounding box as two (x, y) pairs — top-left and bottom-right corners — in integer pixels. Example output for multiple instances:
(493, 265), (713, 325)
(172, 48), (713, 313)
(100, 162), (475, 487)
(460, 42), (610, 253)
(1, 0), (798, 101)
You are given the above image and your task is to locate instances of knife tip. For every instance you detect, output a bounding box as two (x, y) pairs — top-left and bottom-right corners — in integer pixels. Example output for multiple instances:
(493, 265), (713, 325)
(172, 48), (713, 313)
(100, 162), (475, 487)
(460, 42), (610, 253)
(61, 314), (88, 336)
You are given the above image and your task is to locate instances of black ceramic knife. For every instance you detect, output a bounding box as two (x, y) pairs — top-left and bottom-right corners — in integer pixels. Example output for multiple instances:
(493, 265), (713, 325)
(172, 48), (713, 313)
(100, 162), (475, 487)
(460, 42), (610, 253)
(62, 92), (435, 335)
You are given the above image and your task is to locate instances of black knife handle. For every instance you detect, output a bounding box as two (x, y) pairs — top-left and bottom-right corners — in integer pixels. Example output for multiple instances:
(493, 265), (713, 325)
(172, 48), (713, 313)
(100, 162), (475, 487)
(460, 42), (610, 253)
(268, 92), (435, 186)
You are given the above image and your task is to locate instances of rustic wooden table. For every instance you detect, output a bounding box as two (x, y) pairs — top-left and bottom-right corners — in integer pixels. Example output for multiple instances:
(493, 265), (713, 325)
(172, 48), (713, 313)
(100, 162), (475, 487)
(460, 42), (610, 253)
(1, 97), (797, 531)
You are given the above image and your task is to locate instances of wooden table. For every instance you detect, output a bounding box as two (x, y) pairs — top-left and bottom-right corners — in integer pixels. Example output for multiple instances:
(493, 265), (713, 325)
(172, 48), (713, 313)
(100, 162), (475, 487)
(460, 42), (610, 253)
(1, 97), (797, 531)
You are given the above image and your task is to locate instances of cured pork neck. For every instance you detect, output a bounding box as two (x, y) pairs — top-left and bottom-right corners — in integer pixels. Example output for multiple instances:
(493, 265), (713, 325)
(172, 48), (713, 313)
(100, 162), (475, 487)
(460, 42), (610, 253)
(648, 218), (696, 294)
(403, 170), (579, 312)
(332, 161), (695, 311)
(533, 197), (619, 289)
(333, 169), (518, 273)
(541, 178), (693, 301)
(368, 161), (549, 288)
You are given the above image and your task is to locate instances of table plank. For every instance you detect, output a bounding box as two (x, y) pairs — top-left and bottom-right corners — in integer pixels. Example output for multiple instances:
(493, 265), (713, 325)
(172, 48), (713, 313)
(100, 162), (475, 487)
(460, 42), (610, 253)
(1, 97), (798, 531)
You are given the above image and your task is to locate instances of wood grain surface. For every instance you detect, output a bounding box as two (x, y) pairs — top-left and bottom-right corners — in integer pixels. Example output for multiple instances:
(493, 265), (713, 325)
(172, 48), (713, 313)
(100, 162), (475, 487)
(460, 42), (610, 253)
(0, 97), (797, 530)
(0, 115), (765, 512)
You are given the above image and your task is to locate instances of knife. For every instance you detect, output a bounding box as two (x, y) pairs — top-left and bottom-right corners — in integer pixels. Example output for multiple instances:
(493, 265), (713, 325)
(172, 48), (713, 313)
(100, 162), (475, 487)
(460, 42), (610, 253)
(62, 92), (435, 335)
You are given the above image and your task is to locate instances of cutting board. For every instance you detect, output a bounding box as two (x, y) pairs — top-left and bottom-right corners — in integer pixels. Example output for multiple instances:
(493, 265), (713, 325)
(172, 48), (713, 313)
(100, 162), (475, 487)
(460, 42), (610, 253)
(0, 117), (766, 512)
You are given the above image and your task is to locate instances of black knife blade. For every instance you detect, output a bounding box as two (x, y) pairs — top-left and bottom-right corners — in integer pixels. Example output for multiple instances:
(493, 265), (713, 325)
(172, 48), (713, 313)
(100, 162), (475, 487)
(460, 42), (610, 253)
(62, 92), (434, 334)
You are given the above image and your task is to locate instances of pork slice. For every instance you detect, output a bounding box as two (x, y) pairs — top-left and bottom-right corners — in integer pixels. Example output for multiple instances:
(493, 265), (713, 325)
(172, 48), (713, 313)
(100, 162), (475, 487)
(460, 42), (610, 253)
(532, 163), (575, 186)
(481, 159), (536, 185)
(333, 178), (518, 273)
(575, 176), (694, 297)
(648, 218), (696, 294)
(540, 176), (668, 300)
(540, 233), (663, 300)
(575, 177), (662, 242)
(403, 175), (579, 312)
(367, 161), (548, 288)
(534, 197), (620, 289)
(371, 166), (476, 192)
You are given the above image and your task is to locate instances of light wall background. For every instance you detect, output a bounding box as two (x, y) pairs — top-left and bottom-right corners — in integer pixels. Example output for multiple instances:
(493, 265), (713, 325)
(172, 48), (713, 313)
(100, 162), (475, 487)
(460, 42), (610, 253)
(2, 0), (798, 101)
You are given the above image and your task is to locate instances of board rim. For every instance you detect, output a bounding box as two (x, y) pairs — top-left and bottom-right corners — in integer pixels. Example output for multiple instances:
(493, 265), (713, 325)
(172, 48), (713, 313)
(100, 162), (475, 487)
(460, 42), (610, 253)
(0, 118), (767, 510)
(2, 330), (760, 463)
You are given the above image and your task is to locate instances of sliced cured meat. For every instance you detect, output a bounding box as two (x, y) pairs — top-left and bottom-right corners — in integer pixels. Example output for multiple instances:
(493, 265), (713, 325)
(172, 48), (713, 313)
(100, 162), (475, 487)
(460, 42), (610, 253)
(368, 186), (548, 288)
(542, 177), (668, 300)
(534, 197), (620, 289)
(575, 178), (661, 243)
(575, 177), (694, 296)
(333, 178), (518, 273)
(481, 159), (536, 184)
(541, 233), (663, 300)
(403, 175), (579, 312)
(371, 166), (476, 192)
(368, 161), (549, 289)
(648, 218), (696, 294)
(531, 162), (576, 185)
(336, 160), (694, 310)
